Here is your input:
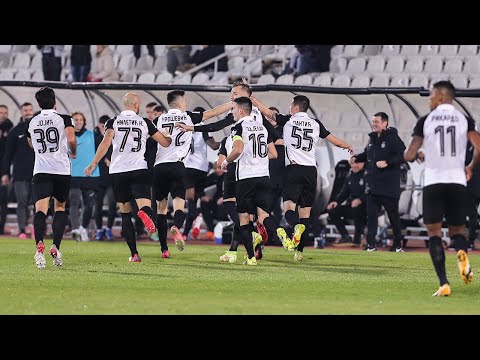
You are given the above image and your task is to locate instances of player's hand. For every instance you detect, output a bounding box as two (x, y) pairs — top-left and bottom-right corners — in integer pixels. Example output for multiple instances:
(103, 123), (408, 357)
(221, 159), (229, 170)
(1, 175), (9, 186)
(351, 199), (362, 208)
(327, 201), (337, 210)
(376, 160), (388, 168)
(201, 195), (212, 202)
(217, 197), (223, 205)
(348, 156), (356, 165)
(69, 152), (76, 159)
(416, 151), (425, 163)
(466, 165), (473, 182)
(175, 123), (193, 132)
(84, 162), (97, 177)
(346, 145), (354, 155)
(241, 77), (249, 85)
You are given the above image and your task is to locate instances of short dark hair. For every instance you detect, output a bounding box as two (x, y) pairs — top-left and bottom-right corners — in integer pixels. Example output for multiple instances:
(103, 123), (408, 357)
(167, 90), (185, 106)
(233, 96), (252, 115)
(269, 106), (280, 113)
(0, 105), (7, 110)
(433, 80), (455, 98)
(232, 80), (252, 96)
(193, 106), (206, 113)
(292, 95), (310, 112)
(373, 112), (389, 122)
(99, 115), (110, 124)
(146, 102), (157, 108)
(154, 105), (167, 113)
(35, 87), (56, 109)
(20, 102), (32, 108)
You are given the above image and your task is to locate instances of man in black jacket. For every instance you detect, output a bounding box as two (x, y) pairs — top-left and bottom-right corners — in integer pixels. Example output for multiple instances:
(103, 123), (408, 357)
(350, 112), (406, 252)
(326, 161), (367, 246)
(0, 104), (14, 234)
(1, 102), (34, 237)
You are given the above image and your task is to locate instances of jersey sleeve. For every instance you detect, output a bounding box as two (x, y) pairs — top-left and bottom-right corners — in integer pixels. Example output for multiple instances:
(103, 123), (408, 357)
(193, 113), (234, 132)
(318, 120), (330, 139)
(143, 117), (159, 136)
(26, 119), (32, 138)
(105, 118), (115, 130)
(218, 137), (227, 156)
(202, 131), (213, 142)
(187, 110), (204, 125)
(466, 116), (476, 132)
(412, 115), (428, 137)
(60, 114), (74, 128)
(262, 116), (280, 142)
(275, 113), (291, 126)
(231, 123), (243, 142)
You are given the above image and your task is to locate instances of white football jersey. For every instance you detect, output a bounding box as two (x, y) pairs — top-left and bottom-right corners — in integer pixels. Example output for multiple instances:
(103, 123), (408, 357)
(155, 109), (203, 165)
(413, 103), (475, 187)
(106, 110), (158, 174)
(231, 116), (274, 180)
(278, 112), (330, 167)
(185, 123), (212, 172)
(27, 109), (74, 176)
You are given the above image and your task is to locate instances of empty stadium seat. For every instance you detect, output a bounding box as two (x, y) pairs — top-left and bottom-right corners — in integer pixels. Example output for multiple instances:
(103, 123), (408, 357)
(173, 73), (192, 84)
(449, 74), (468, 89)
(136, 72), (155, 83)
(153, 56), (167, 73)
(381, 45), (400, 56)
(345, 57), (366, 74)
(331, 74), (351, 87)
(329, 57), (347, 73)
(191, 72), (210, 84)
(390, 74), (409, 87)
(419, 45), (439, 56)
(154, 45), (166, 56)
(117, 54), (135, 75)
(429, 74), (447, 88)
(0, 69), (15, 80)
(256, 73), (276, 85)
(31, 70), (44, 81)
(350, 74), (370, 87)
(330, 45), (344, 58)
(294, 74), (313, 85)
(423, 57), (443, 73)
(115, 45), (133, 56)
(463, 56), (480, 74)
(370, 74), (389, 87)
(276, 74), (294, 85)
(362, 45), (381, 56)
(313, 73), (332, 87)
(155, 71), (173, 83)
(385, 56), (404, 73)
(0, 45), (11, 54)
(12, 45), (30, 53)
(225, 45), (242, 56)
(245, 58), (263, 77)
(458, 45), (478, 56)
(342, 45), (363, 58)
(365, 56), (385, 73)
(14, 69), (31, 80)
(468, 76), (480, 88)
(134, 55), (154, 74)
(443, 58), (463, 74)
(399, 45), (419, 56)
(11, 53), (30, 70)
(30, 53), (42, 71)
(439, 45), (458, 56)
(409, 74), (429, 87)
(120, 71), (137, 82)
(404, 56), (424, 73)
(208, 72), (229, 85)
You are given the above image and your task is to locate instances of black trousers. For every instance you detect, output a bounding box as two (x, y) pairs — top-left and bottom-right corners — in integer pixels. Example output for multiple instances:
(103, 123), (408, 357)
(467, 193), (480, 242)
(0, 185), (8, 233)
(366, 194), (402, 248)
(328, 203), (366, 243)
(42, 55), (62, 81)
(133, 45), (155, 60)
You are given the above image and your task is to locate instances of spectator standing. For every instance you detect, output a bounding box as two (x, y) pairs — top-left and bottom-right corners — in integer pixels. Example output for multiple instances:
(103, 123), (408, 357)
(166, 45), (192, 76)
(69, 112), (100, 241)
(0, 104), (16, 234)
(351, 112), (406, 252)
(70, 45), (92, 82)
(1, 102), (34, 238)
(36, 45), (64, 81)
(93, 115), (116, 240)
(88, 45), (119, 82)
(465, 141), (480, 249)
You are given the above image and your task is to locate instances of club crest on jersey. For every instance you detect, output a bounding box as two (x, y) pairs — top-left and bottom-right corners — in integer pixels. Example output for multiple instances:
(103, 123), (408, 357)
(381, 141), (386, 148)
(231, 129), (237, 136)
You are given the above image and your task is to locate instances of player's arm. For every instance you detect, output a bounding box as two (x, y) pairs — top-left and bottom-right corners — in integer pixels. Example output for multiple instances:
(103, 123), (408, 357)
(224, 138), (244, 166)
(250, 96), (276, 124)
(177, 113), (234, 133)
(65, 126), (77, 159)
(204, 132), (220, 150)
(217, 137), (227, 168)
(404, 115), (426, 162)
(202, 101), (234, 121)
(325, 133), (354, 155)
(85, 128), (114, 176)
(266, 125), (278, 159)
(145, 118), (171, 147)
